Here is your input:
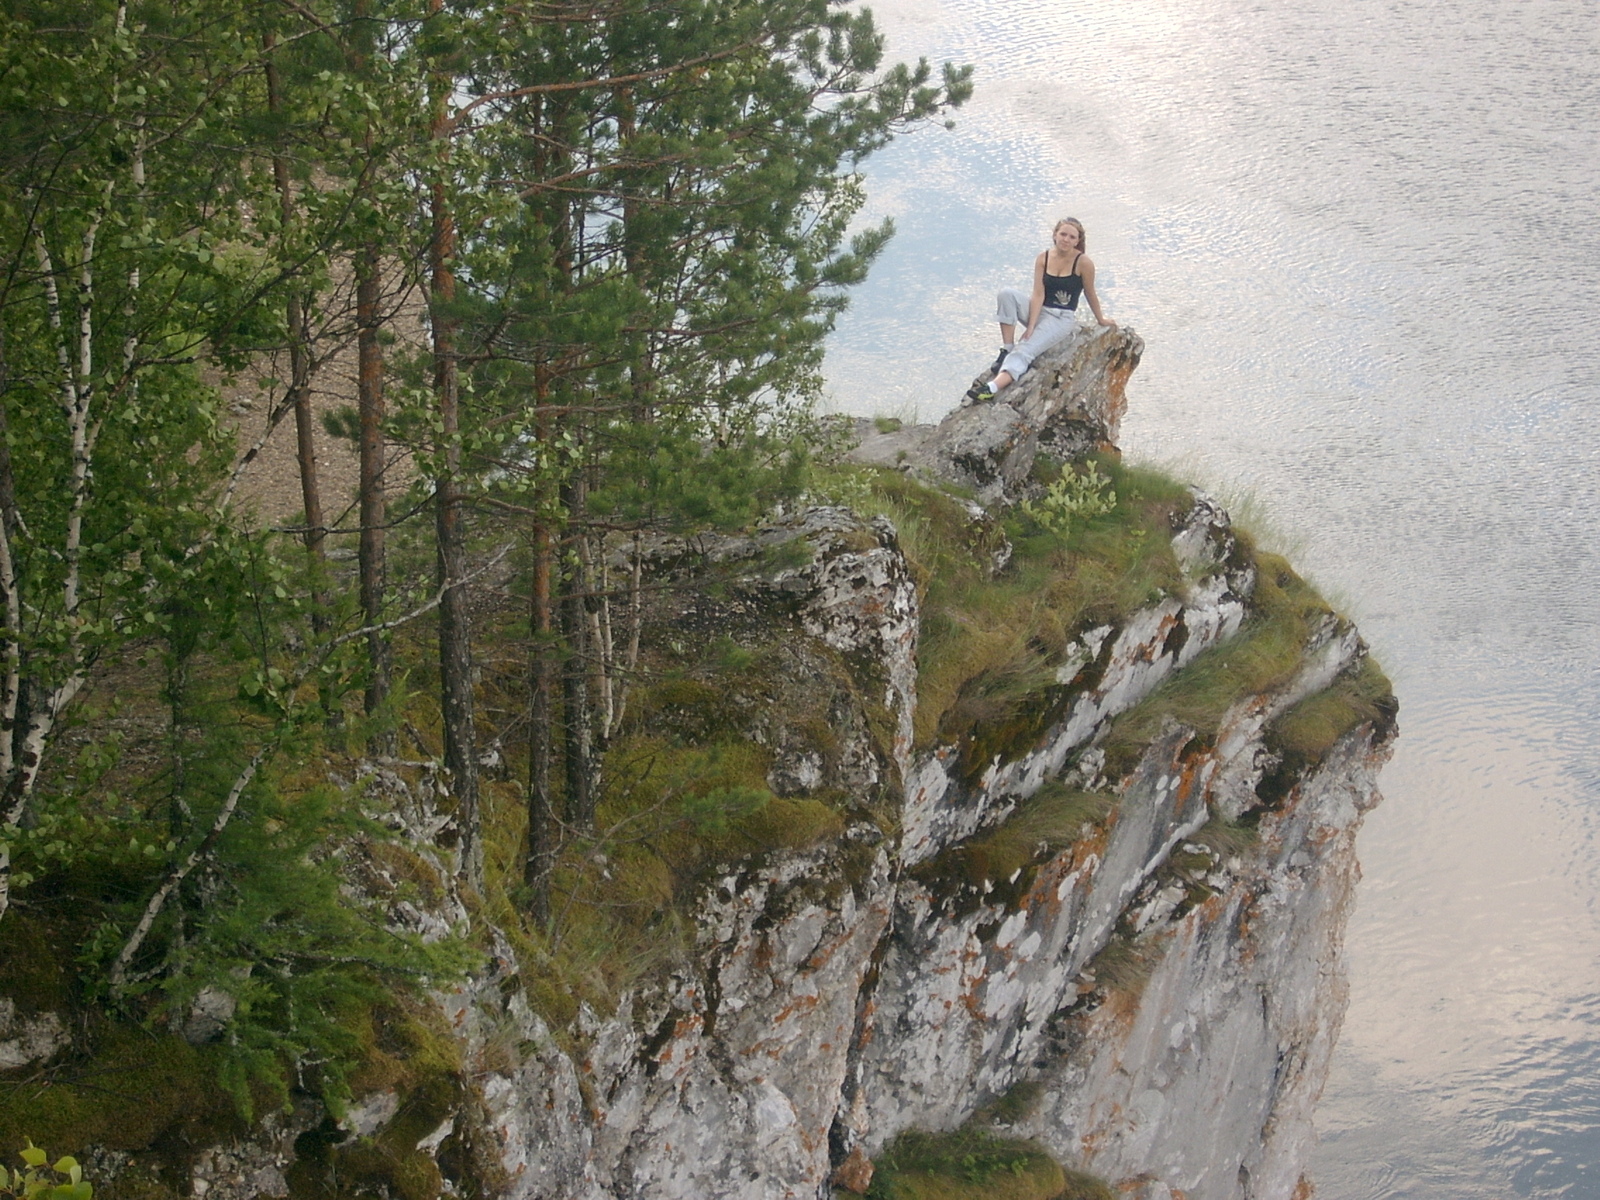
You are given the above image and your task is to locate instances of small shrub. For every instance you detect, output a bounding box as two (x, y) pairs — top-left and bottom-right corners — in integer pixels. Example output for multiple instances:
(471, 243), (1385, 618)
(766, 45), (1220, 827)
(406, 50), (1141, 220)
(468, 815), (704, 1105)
(0, 1144), (92, 1200)
(1020, 462), (1116, 534)
(873, 415), (904, 434)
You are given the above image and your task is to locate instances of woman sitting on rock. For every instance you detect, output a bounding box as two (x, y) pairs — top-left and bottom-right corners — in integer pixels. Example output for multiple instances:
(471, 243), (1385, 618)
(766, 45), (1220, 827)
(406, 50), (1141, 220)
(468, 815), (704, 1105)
(966, 217), (1116, 404)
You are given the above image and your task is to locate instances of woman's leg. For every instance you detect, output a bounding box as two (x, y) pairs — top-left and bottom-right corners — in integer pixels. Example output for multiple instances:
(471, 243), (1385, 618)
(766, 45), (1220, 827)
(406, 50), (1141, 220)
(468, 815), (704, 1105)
(994, 309), (1077, 390)
(995, 287), (1029, 348)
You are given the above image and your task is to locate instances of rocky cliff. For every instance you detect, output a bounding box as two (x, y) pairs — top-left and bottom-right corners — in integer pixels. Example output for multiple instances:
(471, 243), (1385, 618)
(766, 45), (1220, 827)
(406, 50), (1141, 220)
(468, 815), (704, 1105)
(0, 326), (1395, 1200)
(419, 327), (1390, 1200)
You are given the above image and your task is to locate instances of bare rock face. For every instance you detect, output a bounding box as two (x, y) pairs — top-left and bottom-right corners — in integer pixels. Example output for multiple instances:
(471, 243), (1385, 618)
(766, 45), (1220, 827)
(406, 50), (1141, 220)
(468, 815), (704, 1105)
(849, 625), (1386, 1200)
(847, 324), (1145, 504)
(0, 997), (68, 1070)
(1027, 730), (1389, 1200)
(439, 837), (896, 1200)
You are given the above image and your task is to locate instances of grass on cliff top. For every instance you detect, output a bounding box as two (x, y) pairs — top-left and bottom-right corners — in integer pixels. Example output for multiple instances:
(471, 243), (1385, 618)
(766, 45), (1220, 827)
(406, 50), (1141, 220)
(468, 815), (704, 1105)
(1270, 653), (1396, 763)
(865, 1129), (1112, 1200)
(820, 456), (1196, 751)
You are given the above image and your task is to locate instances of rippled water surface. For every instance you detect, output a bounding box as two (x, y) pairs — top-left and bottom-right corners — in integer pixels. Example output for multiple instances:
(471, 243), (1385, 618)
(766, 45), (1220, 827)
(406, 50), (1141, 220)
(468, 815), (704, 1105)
(822, 1), (1600, 1195)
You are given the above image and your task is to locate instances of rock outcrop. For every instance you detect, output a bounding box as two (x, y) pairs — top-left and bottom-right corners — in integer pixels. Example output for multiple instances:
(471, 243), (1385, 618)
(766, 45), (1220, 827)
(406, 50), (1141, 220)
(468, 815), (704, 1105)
(381, 329), (1389, 1200)
(15, 328), (1390, 1200)
(847, 324), (1143, 503)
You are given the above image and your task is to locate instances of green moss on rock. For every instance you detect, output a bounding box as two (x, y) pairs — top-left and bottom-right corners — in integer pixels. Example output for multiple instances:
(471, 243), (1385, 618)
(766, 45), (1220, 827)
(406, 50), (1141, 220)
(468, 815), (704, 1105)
(0, 1018), (239, 1164)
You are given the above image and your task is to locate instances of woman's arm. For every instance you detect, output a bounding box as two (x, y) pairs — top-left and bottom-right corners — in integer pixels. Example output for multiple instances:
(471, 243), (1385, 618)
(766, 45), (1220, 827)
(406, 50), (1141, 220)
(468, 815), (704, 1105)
(1079, 256), (1117, 328)
(1021, 252), (1047, 339)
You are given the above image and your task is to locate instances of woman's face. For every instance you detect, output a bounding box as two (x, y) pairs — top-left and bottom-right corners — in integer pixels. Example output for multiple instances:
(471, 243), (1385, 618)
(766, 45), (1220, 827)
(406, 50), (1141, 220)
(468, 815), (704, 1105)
(1053, 222), (1081, 252)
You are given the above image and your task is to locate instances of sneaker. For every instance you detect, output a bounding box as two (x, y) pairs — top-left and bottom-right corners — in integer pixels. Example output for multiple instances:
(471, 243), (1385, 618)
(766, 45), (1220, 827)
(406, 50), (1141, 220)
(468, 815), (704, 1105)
(989, 347), (1011, 373)
(964, 381), (996, 405)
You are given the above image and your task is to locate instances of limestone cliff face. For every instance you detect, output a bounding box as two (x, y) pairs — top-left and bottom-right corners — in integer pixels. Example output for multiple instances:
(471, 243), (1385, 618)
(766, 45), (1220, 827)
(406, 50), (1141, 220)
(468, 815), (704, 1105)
(179, 327), (1392, 1200)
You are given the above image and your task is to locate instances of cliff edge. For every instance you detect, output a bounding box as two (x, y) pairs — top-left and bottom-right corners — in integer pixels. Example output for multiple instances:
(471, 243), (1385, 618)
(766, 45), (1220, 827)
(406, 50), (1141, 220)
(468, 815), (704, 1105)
(0, 327), (1395, 1200)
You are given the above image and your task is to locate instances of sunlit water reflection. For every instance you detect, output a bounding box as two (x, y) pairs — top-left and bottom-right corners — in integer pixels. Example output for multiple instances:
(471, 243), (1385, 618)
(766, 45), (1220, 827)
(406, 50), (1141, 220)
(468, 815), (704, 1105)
(822, 1), (1600, 1195)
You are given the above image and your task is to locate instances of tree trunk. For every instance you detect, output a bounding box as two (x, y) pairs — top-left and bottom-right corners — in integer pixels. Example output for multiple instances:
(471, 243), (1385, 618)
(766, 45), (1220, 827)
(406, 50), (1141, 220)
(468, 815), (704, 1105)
(560, 478), (596, 831)
(525, 520), (556, 924)
(356, 245), (393, 753)
(349, 0), (393, 756)
(428, 1), (482, 890)
(264, 38), (329, 631)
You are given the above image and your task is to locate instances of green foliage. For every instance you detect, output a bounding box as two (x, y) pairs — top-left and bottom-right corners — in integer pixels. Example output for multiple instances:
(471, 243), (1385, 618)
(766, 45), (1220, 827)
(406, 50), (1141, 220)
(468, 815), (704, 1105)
(0, 1143), (91, 1200)
(586, 426), (809, 533)
(867, 1129), (1107, 1200)
(1019, 462), (1116, 534)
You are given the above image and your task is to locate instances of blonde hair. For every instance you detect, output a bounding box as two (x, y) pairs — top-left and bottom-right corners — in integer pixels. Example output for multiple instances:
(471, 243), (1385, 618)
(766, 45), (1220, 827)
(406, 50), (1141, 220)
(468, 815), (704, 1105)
(1053, 217), (1087, 252)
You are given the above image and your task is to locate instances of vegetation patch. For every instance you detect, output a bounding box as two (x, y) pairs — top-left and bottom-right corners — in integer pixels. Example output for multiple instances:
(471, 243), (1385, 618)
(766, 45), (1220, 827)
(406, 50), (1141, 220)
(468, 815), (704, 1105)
(828, 457), (1193, 755)
(1268, 655), (1397, 767)
(284, 998), (462, 1200)
(1190, 815), (1258, 858)
(1082, 930), (1164, 1002)
(0, 1013), (238, 1170)
(474, 614), (879, 1028)
(969, 1079), (1046, 1127)
(866, 1129), (1111, 1200)
(913, 784), (1113, 911)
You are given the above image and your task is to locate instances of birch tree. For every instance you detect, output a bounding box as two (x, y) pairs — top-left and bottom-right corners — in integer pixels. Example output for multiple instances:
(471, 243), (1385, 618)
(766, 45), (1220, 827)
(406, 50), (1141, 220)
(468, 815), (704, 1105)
(0, 0), (292, 917)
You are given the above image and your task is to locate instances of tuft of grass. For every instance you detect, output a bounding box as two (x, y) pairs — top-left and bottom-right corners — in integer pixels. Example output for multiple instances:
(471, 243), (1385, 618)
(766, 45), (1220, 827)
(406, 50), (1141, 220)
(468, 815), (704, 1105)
(1190, 815), (1258, 858)
(1270, 654), (1396, 764)
(1085, 932), (1161, 1001)
(971, 1080), (1045, 1127)
(866, 1130), (1107, 1200)
(873, 415), (905, 434)
(914, 784), (1113, 901)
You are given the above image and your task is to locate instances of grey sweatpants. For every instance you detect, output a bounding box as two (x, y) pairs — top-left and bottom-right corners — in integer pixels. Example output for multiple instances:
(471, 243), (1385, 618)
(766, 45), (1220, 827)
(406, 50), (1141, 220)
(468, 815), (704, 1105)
(995, 286), (1081, 378)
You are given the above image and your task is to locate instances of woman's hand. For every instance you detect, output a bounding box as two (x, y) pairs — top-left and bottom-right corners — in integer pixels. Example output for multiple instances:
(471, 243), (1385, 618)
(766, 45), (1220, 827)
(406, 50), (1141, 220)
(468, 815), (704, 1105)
(1097, 317), (1118, 329)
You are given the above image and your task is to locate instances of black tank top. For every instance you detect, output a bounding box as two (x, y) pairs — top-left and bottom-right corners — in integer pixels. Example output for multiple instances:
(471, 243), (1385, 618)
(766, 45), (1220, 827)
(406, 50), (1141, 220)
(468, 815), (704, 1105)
(1042, 250), (1083, 311)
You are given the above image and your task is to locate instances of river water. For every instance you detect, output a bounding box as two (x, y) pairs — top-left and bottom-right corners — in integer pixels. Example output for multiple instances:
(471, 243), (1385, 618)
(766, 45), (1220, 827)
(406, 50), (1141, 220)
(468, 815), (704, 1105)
(822, 1), (1600, 1196)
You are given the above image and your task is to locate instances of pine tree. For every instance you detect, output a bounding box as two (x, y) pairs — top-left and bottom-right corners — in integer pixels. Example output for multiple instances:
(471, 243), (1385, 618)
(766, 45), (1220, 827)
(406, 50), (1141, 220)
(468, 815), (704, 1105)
(440, 0), (971, 915)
